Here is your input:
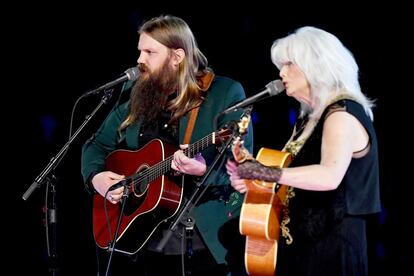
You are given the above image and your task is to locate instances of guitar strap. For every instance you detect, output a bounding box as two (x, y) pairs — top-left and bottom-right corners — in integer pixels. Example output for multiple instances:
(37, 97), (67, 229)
(176, 71), (215, 256)
(183, 70), (215, 144)
(183, 107), (200, 144)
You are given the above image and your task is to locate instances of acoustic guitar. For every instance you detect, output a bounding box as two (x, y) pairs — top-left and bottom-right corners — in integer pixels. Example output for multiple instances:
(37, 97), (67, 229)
(235, 142), (292, 275)
(92, 128), (231, 255)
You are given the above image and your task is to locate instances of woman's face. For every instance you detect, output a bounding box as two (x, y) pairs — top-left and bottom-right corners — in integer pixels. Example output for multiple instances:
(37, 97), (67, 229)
(279, 62), (312, 106)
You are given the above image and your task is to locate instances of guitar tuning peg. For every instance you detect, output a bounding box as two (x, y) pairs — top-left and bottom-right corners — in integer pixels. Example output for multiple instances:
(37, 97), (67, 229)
(244, 105), (253, 115)
(237, 115), (251, 135)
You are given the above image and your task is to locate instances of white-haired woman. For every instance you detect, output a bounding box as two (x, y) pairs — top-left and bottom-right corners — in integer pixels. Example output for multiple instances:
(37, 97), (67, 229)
(227, 26), (380, 276)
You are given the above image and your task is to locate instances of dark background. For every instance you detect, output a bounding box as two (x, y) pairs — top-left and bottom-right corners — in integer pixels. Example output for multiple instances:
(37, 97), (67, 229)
(9, 2), (412, 275)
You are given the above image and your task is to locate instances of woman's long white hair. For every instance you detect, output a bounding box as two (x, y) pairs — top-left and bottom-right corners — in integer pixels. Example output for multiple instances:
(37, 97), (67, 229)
(271, 26), (374, 121)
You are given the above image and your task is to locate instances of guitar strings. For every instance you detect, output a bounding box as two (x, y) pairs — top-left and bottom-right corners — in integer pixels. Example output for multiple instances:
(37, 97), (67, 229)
(129, 133), (216, 187)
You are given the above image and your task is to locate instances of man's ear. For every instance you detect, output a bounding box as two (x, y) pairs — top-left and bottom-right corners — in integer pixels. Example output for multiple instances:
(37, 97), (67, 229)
(172, 48), (185, 66)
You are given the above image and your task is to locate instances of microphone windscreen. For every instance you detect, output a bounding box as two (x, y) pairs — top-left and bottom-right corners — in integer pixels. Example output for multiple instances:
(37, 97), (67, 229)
(125, 67), (139, 81)
(267, 79), (285, 96)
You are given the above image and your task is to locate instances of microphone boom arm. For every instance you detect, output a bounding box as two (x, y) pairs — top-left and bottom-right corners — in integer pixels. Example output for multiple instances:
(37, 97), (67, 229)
(22, 91), (114, 200)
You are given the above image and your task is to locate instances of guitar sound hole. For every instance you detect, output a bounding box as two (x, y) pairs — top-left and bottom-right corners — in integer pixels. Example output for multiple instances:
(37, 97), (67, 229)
(124, 172), (149, 216)
(133, 167), (150, 197)
(134, 176), (149, 195)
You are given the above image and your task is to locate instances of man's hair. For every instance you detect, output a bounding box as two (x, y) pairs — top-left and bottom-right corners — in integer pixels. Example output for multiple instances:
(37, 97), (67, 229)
(139, 15), (211, 121)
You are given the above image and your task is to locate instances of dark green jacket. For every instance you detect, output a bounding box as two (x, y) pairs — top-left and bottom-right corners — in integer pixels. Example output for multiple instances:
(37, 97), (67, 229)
(81, 75), (253, 264)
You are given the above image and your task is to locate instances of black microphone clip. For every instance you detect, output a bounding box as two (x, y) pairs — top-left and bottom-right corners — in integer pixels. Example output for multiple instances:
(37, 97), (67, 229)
(108, 178), (130, 191)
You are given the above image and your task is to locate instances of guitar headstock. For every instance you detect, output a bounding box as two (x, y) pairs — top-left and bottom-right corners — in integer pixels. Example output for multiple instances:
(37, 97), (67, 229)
(237, 114), (250, 136)
(232, 113), (253, 163)
(214, 128), (233, 144)
(215, 111), (251, 146)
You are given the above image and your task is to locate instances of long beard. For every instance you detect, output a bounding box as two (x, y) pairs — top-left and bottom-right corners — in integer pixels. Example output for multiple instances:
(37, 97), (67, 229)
(130, 61), (178, 125)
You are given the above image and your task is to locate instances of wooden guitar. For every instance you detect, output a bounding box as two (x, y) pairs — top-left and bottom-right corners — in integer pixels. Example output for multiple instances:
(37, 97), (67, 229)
(236, 145), (292, 275)
(93, 129), (231, 255)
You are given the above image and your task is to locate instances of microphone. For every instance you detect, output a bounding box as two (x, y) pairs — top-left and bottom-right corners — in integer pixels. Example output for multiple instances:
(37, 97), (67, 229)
(221, 79), (285, 114)
(83, 67), (139, 96)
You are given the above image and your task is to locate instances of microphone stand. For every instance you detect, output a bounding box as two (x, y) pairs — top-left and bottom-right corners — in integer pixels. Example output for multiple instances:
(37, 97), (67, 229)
(155, 129), (237, 252)
(21, 89), (115, 274)
(44, 175), (58, 275)
(105, 181), (131, 276)
(22, 89), (114, 201)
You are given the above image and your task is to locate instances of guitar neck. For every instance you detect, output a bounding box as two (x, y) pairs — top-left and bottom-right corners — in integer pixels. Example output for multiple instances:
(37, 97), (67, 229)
(132, 131), (220, 183)
(184, 132), (217, 158)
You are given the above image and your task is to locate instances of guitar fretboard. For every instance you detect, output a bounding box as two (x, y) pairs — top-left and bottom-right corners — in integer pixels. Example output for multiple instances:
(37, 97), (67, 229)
(131, 131), (220, 185)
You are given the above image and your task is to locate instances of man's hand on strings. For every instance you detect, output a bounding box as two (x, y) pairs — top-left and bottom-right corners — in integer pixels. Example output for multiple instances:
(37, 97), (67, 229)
(171, 144), (206, 176)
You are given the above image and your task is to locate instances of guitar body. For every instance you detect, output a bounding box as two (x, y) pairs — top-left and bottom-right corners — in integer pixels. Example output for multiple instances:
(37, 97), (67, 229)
(240, 148), (292, 275)
(92, 128), (231, 255)
(93, 139), (184, 255)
